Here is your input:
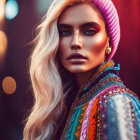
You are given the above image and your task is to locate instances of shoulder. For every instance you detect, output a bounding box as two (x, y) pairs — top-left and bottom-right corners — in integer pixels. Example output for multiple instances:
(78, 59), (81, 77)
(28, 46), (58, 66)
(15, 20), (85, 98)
(95, 86), (140, 139)
(89, 86), (140, 116)
(98, 86), (140, 113)
(101, 86), (139, 104)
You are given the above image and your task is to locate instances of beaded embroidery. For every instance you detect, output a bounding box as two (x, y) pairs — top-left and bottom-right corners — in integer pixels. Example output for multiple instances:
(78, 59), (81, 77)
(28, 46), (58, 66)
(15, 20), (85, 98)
(76, 74), (124, 106)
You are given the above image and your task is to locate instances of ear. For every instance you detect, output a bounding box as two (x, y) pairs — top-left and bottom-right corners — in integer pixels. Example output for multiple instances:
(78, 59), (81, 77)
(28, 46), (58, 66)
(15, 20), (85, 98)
(106, 36), (111, 48)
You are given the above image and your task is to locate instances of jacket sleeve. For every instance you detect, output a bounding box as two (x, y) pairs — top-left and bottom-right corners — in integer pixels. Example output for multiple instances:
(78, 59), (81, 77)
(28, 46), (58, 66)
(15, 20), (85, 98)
(104, 93), (140, 140)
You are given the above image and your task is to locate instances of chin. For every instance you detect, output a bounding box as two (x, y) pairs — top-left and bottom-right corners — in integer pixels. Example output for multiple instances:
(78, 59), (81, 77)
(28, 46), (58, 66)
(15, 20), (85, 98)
(67, 68), (89, 74)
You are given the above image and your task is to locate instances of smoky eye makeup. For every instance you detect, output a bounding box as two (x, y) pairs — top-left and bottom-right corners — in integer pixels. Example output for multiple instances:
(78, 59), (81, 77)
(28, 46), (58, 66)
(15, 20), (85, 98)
(58, 24), (73, 36)
(59, 30), (72, 36)
(58, 28), (98, 36)
(58, 22), (100, 36)
(80, 22), (100, 36)
(82, 28), (98, 36)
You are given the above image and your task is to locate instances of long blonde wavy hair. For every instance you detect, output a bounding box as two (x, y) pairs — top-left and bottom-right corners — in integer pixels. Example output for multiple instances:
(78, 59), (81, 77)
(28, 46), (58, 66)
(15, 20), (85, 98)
(23, 0), (104, 139)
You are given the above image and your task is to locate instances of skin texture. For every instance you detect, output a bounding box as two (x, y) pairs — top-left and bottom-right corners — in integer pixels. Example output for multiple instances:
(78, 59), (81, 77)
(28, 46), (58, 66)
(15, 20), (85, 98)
(58, 4), (110, 86)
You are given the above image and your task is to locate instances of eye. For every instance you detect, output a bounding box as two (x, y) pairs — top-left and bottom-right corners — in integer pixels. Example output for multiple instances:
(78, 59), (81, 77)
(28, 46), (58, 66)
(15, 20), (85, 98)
(59, 30), (72, 36)
(83, 29), (97, 36)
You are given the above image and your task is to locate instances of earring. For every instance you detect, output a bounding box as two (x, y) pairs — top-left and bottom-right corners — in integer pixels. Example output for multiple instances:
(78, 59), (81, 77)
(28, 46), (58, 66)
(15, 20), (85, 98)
(105, 47), (112, 55)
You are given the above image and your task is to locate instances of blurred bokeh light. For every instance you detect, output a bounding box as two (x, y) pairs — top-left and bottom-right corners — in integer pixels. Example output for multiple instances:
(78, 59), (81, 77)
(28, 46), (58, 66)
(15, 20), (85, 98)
(2, 76), (16, 94)
(5, 0), (19, 20)
(0, 30), (7, 63)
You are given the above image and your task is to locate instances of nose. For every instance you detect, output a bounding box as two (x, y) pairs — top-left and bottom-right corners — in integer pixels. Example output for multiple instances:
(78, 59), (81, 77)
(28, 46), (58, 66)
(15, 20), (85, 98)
(71, 31), (82, 50)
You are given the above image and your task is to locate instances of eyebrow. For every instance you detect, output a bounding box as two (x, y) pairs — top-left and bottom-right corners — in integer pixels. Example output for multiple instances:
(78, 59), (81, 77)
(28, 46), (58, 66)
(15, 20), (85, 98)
(58, 22), (101, 29)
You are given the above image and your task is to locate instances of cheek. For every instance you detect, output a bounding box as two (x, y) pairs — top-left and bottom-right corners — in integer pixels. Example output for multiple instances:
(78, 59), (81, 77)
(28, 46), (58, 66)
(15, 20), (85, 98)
(59, 38), (70, 63)
(84, 33), (107, 52)
(59, 39), (66, 55)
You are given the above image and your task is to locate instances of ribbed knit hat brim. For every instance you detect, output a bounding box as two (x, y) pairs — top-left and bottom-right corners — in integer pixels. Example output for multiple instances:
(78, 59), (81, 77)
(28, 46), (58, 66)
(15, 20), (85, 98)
(93, 0), (120, 60)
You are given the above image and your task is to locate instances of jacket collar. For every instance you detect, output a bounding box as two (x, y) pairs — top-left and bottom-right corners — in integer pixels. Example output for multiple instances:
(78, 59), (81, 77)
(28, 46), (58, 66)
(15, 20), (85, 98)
(75, 60), (125, 106)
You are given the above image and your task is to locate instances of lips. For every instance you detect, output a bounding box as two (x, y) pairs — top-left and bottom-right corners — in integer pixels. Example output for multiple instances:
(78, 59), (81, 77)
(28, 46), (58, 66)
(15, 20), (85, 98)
(67, 53), (87, 60)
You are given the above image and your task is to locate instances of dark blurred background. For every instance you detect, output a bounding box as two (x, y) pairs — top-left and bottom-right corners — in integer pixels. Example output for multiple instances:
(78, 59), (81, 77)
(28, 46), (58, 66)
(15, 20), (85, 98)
(0, 0), (140, 139)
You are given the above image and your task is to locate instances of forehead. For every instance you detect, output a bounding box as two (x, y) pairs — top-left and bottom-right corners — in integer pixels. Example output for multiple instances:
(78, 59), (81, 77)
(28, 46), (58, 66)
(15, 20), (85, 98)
(58, 4), (105, 27)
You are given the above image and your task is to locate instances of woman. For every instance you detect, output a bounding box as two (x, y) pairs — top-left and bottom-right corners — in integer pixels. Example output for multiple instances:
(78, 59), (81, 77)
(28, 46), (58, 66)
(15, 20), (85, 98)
(23, 0), (140, 140)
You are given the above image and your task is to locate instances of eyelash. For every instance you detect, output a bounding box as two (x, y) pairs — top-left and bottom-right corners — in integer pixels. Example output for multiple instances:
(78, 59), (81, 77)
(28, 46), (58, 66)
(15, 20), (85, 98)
(59, 30), (72, 36)
(83, 29), (97, 36)
(59, 29), (97, 36)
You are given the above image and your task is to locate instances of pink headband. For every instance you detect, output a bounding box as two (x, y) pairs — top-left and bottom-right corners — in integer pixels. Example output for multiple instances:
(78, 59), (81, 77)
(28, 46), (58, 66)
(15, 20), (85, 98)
(92, 0), (120, 60)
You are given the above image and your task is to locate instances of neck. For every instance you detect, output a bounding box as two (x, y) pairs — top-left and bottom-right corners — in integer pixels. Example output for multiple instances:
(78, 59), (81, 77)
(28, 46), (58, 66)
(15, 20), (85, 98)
(75, 67), (99, 87)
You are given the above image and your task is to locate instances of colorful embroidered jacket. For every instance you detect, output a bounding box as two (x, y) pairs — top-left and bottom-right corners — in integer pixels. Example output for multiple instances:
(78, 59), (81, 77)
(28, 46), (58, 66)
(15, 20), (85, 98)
(60, 60), (140, 140)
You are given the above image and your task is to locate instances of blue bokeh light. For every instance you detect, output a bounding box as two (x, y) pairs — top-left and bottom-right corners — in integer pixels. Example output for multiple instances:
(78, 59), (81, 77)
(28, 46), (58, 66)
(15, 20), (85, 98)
(5, 0), (19, 20)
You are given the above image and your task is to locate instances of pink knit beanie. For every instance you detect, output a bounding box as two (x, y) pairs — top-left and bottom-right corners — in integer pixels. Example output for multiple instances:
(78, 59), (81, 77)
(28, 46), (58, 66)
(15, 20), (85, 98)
(92, 0), (120, 60)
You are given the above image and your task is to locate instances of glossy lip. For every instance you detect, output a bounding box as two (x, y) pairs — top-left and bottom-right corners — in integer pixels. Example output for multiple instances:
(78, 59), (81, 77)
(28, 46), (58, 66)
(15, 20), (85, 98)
(67, 53), (88, 60)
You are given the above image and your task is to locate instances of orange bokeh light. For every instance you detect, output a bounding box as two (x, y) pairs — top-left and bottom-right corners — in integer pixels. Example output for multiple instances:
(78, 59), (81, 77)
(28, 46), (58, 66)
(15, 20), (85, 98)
(2, 76), (17, 95)
(0, 30), (7, 62)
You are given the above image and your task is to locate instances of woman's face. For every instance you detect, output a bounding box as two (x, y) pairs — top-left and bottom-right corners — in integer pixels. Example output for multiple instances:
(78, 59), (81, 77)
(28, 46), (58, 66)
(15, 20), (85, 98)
(58, 4), (110, 74)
